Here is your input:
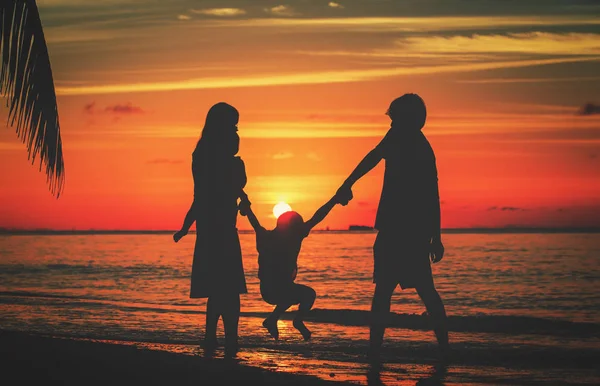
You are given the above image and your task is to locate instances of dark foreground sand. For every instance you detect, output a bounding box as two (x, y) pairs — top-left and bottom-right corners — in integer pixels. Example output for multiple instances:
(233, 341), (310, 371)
(0, 330), (344, 386)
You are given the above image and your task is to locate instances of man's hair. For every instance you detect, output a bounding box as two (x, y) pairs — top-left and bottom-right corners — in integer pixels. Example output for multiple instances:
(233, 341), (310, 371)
(386, 93), (427, 130)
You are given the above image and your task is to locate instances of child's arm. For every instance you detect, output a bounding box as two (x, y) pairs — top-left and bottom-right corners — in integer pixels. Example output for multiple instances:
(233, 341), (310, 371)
(304, 196), (338, 232)
(173, 201), (196, 242)
(239, 191), (265, 233)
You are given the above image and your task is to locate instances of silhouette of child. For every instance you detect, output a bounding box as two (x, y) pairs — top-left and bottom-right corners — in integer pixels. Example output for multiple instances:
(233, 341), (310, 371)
(239, 192), (340, 341)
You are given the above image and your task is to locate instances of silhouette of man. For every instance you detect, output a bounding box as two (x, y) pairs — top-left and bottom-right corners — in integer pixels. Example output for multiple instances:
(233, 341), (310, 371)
(337, 93), (449, 364)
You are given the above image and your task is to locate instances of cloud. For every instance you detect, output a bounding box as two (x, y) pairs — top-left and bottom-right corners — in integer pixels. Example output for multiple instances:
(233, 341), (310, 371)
(190, 8), (246, 17)
(488, 206), (526, 211)
(272, 152), (294, 159)
(83, 102), (95, 114)
(147, 158), (183, 164)
(578, 103), (600, 116)
(306, 152), (321, 161)
(398, 32), (600, 56)
(230, 16), (600, 32)
(56, 56), (599, 96)
(456, 76), (600, 84)
(328, 2), (344, 9)
(177, 14), (191, 21)
(265, 5), (297, 17)
(105, 103), (144, 114)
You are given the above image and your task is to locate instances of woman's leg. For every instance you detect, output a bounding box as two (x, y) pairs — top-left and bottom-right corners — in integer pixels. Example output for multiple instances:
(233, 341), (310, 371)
(205, 297), (221, 341)
(203, 296), (220, 351)
(220, 292), (241, 356)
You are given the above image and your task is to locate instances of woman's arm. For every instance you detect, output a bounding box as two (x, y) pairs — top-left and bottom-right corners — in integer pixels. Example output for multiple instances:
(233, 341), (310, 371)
(173, 201), (196, 242)
(239, 191), (264, 232)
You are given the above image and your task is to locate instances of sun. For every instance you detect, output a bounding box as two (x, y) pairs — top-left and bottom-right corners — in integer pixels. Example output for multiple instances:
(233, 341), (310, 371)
(273, 202), (292, 219)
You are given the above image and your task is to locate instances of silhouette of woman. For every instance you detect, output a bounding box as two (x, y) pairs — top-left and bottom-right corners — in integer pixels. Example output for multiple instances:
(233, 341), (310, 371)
(173, 102), (247, 357)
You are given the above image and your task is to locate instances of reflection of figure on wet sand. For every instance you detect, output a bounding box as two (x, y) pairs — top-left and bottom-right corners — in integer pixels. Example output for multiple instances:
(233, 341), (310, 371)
(239, 192), (341, 341)
(337, 94), (449, 365)
(367, 363), (447, 386)
(173, 102), (248, 358)
(416, 364), (448, 386)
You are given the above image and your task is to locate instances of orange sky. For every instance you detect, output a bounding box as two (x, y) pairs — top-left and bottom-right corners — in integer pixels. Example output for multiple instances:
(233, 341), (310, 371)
(1, 1), (600, 230)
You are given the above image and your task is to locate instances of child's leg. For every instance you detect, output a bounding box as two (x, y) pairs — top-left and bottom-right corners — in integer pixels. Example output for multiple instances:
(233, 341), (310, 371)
(369, 280), (397, 362)
(220, 292), (241, 357)
(263, 303), (291, 340)
(291, 284), (317, 341)
(416, 282), (449, 359)
(204, 296), (221, 350)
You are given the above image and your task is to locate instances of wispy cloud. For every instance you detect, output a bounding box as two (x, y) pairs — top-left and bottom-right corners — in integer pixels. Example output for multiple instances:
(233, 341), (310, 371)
(55, 56), (600, 96)
(456, 76), (600, 84)
(105, 103), (144, 114)
(177, 14), (191, 21)
(147, 158), (183, 164)
(578, 103), (600, 116)
(83, 102), (96, 114)
(264, 5), (297, 17)
(272, 152), (294, 159)
(83, 102), (144, 114)
(399, 32), (600, 55)
(488, 206), (526, 211)
(227, 15), (600, 32)
(307, 152), (322, 161)
(190, 8), (246, 17)
(328, 2), (344, 9)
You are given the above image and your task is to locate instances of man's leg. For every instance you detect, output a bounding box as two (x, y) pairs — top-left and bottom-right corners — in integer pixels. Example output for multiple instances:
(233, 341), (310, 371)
(369, 280), (397, 363)
(416, 283), (449, 359)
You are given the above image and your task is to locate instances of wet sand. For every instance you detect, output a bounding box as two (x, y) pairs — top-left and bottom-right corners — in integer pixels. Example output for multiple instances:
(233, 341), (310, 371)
(0, 329), (344, 386)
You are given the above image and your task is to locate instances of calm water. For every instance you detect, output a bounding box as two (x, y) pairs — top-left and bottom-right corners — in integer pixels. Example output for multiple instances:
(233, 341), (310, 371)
(1, 232), (599, 385)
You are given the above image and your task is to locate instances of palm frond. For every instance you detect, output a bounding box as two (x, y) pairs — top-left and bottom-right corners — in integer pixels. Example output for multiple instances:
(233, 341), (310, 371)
(1, 0), (64, 197)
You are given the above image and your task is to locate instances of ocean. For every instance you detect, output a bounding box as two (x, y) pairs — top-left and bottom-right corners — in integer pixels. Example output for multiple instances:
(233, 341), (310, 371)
(1, 232), (599, 385)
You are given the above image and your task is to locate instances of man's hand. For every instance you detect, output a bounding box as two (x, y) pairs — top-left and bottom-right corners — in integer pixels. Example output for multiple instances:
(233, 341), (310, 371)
(173, 229), (188, 243)
(430, 238), (445, 263)
(335, 185), (353, 206)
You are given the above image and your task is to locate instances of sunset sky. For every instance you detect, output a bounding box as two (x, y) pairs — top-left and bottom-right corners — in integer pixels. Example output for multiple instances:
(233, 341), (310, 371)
(1, 0), (599, 230)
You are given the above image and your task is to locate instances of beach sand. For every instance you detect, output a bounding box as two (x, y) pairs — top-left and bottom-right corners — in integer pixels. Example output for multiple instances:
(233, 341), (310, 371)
(0, 329), (344, 386)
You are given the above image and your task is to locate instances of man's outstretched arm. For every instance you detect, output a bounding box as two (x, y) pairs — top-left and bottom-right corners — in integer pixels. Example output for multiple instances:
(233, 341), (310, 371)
(337, 148), (383, 203)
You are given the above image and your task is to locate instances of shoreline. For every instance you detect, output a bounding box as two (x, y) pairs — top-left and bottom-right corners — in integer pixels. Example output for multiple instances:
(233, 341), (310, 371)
(0, 329), (344, 386)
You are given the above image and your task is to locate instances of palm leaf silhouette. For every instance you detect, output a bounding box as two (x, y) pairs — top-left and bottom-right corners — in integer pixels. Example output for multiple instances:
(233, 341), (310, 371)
(1, 0), (64, 197)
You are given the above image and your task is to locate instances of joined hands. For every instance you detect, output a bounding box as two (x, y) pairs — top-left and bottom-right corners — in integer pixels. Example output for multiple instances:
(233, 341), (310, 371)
(335, 185), (353, 206)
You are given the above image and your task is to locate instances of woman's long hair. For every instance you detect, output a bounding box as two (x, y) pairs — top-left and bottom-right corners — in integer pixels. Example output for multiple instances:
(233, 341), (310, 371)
(194, 102), (239, 159)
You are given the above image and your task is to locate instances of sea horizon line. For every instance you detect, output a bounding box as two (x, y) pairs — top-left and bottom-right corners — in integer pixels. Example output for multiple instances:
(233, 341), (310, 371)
(1, 227), (599, 235)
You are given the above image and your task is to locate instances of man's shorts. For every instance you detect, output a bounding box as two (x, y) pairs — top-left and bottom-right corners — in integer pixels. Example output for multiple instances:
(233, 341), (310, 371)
(373, 231), (434, 289)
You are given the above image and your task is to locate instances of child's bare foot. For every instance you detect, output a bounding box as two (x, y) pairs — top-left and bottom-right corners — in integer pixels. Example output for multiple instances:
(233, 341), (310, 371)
(262, 318), (279, 340)
(293, 318), (312, 341)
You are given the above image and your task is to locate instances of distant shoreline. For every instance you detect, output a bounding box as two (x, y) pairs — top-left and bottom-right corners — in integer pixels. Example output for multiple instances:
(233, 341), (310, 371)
(1, 227), (599, 235)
